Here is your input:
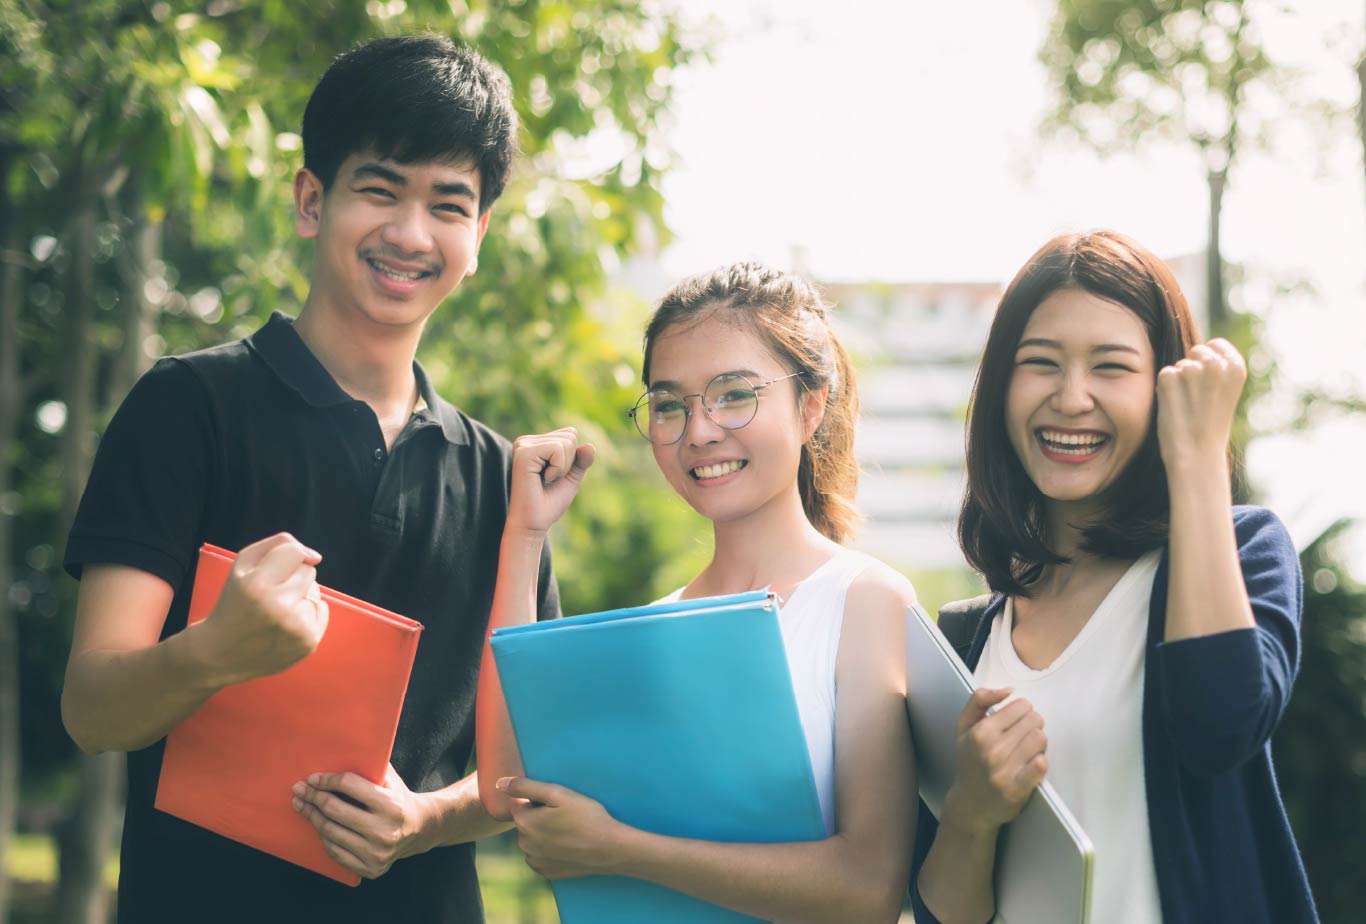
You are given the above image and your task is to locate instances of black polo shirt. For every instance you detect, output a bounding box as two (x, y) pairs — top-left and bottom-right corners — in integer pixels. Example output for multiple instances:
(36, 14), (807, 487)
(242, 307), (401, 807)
(64, 312), (558, 923)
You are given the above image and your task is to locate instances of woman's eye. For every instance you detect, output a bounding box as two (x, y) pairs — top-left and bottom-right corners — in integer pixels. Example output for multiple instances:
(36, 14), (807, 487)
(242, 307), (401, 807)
(1096, 363), (1135, 373)
(1018, 357), (1056, 368)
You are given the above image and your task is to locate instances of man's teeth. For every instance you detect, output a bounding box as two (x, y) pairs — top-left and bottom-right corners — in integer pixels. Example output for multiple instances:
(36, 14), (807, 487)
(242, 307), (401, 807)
(369, 259), (426, 281)
(1039, 430), (1107, 453)
(692, 460), (745, 479)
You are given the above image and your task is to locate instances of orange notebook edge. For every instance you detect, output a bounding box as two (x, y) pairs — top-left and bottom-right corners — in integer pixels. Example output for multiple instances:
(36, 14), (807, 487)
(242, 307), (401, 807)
(155, 542), (425, 885)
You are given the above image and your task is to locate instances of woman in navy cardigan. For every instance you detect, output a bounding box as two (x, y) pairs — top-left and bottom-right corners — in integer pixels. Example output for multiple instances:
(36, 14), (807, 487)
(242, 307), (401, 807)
(911, 231), (1317, 924)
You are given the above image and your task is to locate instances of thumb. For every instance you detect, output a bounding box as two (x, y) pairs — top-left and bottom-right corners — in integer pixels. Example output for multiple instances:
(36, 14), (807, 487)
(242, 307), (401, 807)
(959, 686), (1012, 734)
(496, 776), (560, 806)
(565, 444), (596, 486)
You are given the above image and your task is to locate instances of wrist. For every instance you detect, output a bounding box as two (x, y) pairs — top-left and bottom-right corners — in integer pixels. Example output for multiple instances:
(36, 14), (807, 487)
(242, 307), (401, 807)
(940, 790), (1002, 842)
(603, 820), (646, 877)
(500, 525), (548, 556)
(1164, 453), (1232, 500)
(403, 790), (442, 857)
(177, 618), (247, 691)
(1162, 445), (1230, 482)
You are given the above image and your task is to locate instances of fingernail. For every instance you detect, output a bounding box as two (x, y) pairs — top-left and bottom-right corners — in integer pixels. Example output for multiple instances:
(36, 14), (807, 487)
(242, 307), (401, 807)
(292, 782), (304, 796)
(308, 774), (320, 785)
(496, 777), (511, 792)
(291, 798), (302, 811)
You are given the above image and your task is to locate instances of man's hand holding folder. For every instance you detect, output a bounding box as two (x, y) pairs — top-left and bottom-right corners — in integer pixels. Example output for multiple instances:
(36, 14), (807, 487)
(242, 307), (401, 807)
(154, 540), (424, 885)
(292, 763), (438, 881)
(187, 532), (329, 685)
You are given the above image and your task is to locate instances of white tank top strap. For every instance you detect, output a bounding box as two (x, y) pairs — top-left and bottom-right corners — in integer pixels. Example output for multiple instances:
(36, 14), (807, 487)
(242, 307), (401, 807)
(775, 547), (877, 836)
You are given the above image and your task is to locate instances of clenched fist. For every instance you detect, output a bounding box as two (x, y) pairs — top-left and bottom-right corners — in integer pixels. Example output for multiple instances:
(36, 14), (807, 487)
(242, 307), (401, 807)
(196, 532), (329, 685)
(1155, 338), (1247, 475)
(506, 427), (596, 536)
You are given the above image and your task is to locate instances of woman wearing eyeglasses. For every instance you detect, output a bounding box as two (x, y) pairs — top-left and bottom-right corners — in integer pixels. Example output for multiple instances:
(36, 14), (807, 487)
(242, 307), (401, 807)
(475, 262), (918, 923)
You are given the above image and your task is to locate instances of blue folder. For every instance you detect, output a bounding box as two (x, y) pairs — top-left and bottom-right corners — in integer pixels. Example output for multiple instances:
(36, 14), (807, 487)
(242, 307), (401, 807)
(490, 591), (826, 924)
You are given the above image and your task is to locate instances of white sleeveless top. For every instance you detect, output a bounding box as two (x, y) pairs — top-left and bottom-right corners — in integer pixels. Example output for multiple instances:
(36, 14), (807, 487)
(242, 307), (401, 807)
(662, 548), (876, 837)
(974, 550), (1164, 924)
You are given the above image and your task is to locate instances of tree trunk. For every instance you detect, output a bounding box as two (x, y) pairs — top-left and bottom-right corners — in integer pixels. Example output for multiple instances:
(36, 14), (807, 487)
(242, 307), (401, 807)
(54, 189), (123, 924)
(114, 184), (161, 395)
(0, 159), (24, 924)
(1205, 167), (1228, 337)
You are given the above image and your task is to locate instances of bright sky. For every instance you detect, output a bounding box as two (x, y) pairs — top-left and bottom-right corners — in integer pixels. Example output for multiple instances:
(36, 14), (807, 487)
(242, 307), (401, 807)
(657, 0), (1366, 576)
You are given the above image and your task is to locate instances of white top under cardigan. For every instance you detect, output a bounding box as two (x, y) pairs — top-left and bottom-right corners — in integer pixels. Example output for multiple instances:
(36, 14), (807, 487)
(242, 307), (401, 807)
(974, 550), (1165, 924)
(662, 548), (876, 838)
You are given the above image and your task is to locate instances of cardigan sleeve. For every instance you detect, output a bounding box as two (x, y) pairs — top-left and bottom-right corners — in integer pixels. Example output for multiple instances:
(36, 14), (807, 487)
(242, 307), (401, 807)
(1154, 506), (1303, 776)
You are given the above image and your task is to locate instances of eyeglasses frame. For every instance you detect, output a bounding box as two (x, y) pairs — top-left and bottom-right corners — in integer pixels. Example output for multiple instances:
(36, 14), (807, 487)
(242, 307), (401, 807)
(627, 371), (805, 445)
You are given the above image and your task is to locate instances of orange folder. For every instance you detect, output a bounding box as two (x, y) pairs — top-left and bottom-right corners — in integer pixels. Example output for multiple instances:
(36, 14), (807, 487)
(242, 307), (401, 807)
(154, 543), (423, 885)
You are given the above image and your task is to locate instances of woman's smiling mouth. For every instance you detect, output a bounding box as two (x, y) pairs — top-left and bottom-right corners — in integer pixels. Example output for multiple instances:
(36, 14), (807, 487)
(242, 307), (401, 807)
(690, 460), (747, 481)
(1036, 428), (1109, 461)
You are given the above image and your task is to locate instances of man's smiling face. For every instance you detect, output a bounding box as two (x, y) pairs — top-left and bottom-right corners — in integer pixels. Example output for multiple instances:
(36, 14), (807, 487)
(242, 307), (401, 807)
(296, 152), (489, 329)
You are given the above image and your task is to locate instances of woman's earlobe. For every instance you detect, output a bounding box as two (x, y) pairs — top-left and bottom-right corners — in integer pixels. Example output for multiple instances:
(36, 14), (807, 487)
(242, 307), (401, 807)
(803, 386), (831, 440)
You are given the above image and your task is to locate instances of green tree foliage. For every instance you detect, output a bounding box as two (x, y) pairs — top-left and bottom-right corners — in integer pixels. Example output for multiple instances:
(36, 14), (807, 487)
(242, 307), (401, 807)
(2, 2), (713, 917)
(1274, 526), (1366, 924)
(1037, 0), (1284, 334)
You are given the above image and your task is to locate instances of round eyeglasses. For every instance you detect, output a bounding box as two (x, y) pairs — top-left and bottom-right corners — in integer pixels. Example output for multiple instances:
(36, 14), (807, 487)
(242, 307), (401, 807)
(628, 371), (802, 445)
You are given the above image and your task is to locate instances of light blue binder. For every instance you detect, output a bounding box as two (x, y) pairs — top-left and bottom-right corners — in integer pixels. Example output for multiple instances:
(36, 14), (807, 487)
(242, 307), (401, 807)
(490, 591), (826, 924)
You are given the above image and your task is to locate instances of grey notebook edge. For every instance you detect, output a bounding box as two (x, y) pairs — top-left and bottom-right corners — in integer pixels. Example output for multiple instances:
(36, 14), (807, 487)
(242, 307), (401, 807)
(904, 603), (1094, 924)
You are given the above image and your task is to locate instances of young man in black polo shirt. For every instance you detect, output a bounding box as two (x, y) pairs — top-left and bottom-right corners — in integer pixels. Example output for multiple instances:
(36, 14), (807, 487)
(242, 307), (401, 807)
(60, 35), (563, 922)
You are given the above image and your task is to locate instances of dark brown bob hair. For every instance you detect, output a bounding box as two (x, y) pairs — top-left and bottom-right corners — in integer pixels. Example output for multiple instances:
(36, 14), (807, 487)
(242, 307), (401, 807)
(959, 230), (1201, 596)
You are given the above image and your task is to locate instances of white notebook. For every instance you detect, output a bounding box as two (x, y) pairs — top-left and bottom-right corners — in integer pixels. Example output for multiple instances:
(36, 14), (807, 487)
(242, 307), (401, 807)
(905, 603), (1094, 924)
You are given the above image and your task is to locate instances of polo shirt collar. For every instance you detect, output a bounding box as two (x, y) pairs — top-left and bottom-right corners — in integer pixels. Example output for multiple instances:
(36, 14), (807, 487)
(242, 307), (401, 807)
(413, 360), (470, 446)
(247, 312), (469, 445)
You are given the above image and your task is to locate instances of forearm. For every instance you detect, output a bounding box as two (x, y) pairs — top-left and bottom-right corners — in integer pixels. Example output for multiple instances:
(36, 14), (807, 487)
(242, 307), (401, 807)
(61, 620), (226, 753)
(915, 811), (999, 924)
(415, 772), (514, 849)
(614, 827), (904, 924)
(475, 528), (545, 819)
(1164, 459), (1254, 642)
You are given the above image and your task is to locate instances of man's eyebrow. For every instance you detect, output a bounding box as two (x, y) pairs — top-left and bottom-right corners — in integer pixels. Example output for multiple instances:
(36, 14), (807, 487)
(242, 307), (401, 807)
(433, 181), (478, 201)
(1016, 338), (1142, 356)
(352, 163), (407, 185)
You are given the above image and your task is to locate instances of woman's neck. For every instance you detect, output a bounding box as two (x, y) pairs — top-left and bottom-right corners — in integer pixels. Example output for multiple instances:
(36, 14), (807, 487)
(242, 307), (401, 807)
(1032, 498), (1127, 598)
(695, 487), (839, 599)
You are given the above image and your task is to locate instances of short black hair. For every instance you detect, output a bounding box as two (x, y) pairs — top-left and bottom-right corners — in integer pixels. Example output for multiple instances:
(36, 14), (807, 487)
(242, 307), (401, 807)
(302, 34), (518, 214)
(959, 230), (1203, 596)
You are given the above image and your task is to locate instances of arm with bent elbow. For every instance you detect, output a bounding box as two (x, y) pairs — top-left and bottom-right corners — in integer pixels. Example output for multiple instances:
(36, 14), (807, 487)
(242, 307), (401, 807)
(475, 429), (594, 821)
(62, 533), (327, 753)
(915, 687), (1049, 924)
(501, 573), (920, 924)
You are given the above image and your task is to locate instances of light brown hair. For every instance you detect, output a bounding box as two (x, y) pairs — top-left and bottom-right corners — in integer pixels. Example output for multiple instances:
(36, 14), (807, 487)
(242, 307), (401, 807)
(642, 262), (862, 544)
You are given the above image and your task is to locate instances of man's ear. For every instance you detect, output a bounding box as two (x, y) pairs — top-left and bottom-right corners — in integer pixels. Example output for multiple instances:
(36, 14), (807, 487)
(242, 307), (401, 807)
(294, 168), (325, 239)
(802, 384), (830, 441)
(467, 210), (492, 276)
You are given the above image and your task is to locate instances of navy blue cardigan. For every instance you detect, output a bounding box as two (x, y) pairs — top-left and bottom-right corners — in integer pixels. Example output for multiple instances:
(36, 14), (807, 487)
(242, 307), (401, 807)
(910, 506), (1318, 924)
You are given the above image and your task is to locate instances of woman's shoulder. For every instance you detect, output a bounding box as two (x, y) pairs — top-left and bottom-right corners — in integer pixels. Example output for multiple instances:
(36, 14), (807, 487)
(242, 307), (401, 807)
(843, 553), (918, 614)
